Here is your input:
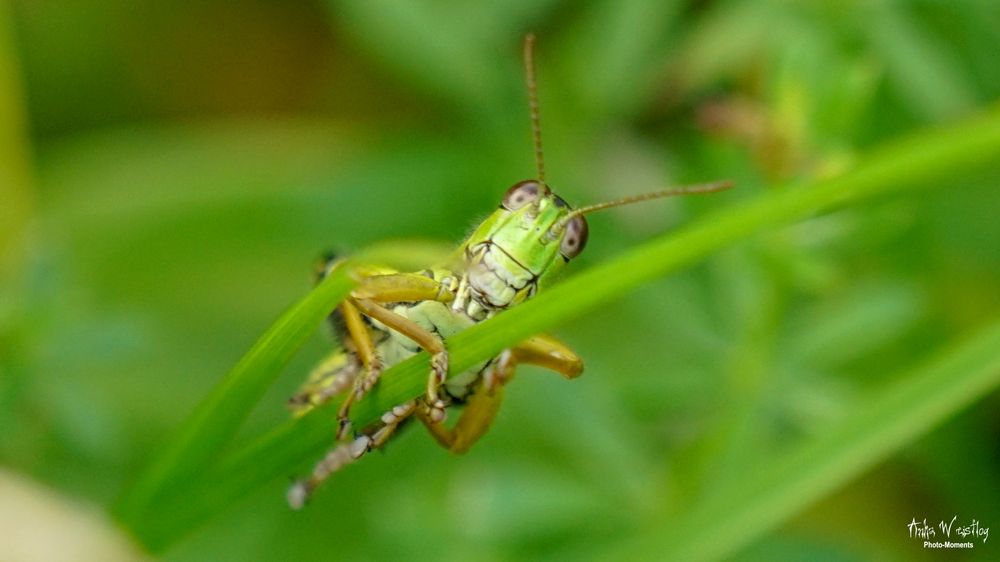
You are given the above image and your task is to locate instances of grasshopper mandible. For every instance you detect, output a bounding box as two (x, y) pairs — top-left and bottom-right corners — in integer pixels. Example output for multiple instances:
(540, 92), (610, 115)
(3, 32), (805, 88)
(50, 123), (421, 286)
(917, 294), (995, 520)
(287, 34), (732, 508)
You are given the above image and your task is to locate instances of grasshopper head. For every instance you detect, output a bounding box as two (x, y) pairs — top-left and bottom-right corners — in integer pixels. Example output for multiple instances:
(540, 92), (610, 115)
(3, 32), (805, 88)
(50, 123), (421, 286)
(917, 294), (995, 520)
(452, 35), (733, 314)
(457, 178), (731, 312)
(457, 180), (583, 311)
(493, 179), (588, 265)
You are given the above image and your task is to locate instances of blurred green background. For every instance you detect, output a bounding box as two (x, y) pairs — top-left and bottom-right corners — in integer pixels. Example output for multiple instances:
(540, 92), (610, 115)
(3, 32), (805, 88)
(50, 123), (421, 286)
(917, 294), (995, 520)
(2, 1), (1000, 561)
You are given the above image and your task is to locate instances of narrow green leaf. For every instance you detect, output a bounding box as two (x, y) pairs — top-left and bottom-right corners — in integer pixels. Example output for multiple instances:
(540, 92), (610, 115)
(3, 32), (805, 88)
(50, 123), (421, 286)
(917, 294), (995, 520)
(114, 266), (356, 525)
(560, 0), (684, 119)
(328, 0), (509, 114)
(119, 106), (1000, 550)
(860, 4), (978, 120)
(348, 103), (1000, 428)
(624, 317), (1000, 561)
(126, 408), (338, 550)
(0, 1), (34, 279)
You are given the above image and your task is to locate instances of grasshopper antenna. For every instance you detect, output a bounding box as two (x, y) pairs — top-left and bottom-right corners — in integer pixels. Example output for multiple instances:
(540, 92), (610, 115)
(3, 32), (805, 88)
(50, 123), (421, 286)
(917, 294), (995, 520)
(552, 180), (734, 232)
(524, 33), (548, 193)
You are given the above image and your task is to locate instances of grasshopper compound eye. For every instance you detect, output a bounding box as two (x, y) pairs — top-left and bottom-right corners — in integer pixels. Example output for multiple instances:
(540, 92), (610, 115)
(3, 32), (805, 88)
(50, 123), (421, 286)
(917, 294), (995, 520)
(559, 215), (588, 260)
(502, 180), (542, 211)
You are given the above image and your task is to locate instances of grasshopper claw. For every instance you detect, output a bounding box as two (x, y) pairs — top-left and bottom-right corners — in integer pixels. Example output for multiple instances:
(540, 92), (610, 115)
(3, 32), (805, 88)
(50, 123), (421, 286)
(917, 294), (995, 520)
(432, 351), (449, 383)
(426, 351), (449, 397)
(425, 350), (450, 422)
(426, 399), (447, 423)
(335, 417), (352, 441)
(287, 480), (310, 510)
(357, 360), (383, 395)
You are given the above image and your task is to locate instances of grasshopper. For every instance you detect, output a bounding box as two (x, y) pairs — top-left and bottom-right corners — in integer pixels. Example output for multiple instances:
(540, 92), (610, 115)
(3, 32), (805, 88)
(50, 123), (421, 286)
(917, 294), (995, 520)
(287, 35), (731, 508)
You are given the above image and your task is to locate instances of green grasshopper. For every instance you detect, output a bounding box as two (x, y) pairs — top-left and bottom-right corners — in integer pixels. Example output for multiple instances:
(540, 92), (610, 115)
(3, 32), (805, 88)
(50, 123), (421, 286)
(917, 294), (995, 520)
(287, 34), (731, 509)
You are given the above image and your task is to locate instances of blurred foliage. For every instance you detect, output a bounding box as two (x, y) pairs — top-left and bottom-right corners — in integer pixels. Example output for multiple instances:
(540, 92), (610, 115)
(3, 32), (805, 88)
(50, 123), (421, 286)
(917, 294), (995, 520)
(2, 1), (1000, 561)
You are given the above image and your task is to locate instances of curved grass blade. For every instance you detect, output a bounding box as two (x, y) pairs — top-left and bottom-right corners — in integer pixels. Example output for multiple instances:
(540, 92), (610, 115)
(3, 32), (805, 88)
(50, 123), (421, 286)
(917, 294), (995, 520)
(0, 1), (34, 279)
(344, 103), (1000, 429)
(118, 105), (1000, 550)
(114, 266), (356, 525)
(623, 317), (1000, 561)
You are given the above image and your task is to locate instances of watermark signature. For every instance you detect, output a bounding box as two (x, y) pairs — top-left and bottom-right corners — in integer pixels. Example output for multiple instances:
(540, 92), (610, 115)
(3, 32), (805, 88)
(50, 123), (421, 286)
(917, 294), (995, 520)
(908, 516), (989, 549)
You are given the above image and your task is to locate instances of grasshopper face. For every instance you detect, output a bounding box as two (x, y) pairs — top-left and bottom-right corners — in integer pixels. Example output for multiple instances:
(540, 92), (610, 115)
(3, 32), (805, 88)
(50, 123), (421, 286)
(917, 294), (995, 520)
(457, 180), (588, 312)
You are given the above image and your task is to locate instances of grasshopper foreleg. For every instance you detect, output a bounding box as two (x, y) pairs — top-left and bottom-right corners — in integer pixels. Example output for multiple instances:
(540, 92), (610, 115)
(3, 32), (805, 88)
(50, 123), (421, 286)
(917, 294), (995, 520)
(334, 299), (383, 439)
(351, 297), (451, 423)
(330, 272), (455, 436)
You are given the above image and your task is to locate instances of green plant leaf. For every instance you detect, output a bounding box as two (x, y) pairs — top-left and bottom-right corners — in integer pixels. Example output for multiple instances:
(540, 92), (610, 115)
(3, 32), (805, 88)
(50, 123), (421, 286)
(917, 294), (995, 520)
(559, 0), (684, 119)
(0, 1), (34, 280)
(328, 0), (513, 115)
(116, 104), (1000, 550)
(859, 3), (978, 120)
(621, 316), (1000, 561)
(114, 266), (356, 525)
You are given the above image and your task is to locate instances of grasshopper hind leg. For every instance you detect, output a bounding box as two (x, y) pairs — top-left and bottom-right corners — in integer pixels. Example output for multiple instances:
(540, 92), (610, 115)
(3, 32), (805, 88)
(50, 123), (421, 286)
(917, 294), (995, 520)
(288, 252), (365, 416)
(287, 350), (359, 416)
(288, 400), (418, 509)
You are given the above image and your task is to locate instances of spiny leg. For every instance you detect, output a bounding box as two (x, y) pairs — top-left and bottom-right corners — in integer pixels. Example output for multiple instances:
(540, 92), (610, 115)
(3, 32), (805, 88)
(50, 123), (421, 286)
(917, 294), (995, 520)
(417, 334), (583, 454)
(288, 400), (418, 509)
(352, 297), (451, 423)
(310, 249), (389, 437)
(333, 272), (456, 435)
(335, 299), (382, 439)
(483, 333), (582, 392)
(417, 385), (504, 454)
(288, 350), (359, 417)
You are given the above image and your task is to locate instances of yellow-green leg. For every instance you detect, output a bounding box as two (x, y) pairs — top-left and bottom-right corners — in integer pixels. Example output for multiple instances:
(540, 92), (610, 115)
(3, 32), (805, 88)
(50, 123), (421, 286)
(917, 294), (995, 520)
(334, 271), (456, 438)
(417, 334), (583, 454)
(334, 299), (382, 439)
(483, 334), (582, 392)
(417, 385), (504, 454)
(287, 350), (358, 417)
(351, 297), (451, 422)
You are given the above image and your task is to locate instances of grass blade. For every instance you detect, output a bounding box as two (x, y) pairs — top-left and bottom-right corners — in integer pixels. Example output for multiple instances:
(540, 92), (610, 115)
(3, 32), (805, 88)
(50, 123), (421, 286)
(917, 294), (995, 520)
(0, 1), (34, 279)
(114, 266), (356, 525)
(345, 103), (1000, 429)
(117, 104), (1000, 550)
(127, 407), (338, 549)
(626, 317), (1000, 561)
